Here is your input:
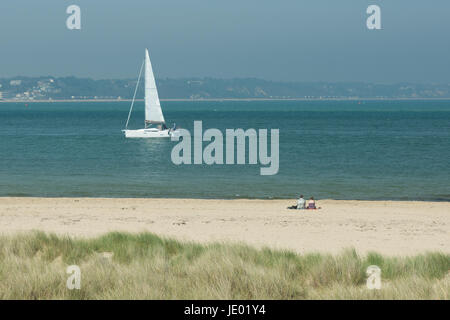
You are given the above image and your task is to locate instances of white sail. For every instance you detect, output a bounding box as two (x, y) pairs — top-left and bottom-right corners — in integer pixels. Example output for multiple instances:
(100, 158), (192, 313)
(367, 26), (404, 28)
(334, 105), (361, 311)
(144, 49), (165, 124)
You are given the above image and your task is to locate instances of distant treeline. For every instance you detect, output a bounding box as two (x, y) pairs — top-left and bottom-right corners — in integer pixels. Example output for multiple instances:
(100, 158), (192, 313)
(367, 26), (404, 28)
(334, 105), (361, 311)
(1, 76), (449, 100)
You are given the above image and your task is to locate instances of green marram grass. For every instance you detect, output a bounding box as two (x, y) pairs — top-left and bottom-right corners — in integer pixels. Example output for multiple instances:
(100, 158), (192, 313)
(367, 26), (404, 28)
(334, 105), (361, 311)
(0, 231), (448, 299)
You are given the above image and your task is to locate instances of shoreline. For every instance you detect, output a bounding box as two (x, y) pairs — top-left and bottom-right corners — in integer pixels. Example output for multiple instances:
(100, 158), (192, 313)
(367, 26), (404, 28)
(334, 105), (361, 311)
(1, 197), (448, 256)
(1, 195), (449, 202)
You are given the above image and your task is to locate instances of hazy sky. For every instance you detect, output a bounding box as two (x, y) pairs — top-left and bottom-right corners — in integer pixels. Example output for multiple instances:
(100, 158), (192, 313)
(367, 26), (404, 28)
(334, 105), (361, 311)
(0, 0), (449, 82)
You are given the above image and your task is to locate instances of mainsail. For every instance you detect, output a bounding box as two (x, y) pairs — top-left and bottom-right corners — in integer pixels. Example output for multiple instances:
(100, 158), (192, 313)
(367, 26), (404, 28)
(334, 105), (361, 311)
(144, 49), (165, 124)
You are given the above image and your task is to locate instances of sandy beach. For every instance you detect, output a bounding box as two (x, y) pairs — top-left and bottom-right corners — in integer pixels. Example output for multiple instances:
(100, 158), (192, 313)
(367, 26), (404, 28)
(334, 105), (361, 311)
(0, 197), (448, 255)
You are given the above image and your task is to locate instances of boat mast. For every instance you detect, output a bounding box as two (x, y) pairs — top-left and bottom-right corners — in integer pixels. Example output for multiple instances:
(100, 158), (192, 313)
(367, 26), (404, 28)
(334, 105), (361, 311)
(124, 58), (145, 130)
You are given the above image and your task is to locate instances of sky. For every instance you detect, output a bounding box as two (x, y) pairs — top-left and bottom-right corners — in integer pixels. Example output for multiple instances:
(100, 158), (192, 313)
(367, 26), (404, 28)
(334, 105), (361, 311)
(0, 0), (449, 83)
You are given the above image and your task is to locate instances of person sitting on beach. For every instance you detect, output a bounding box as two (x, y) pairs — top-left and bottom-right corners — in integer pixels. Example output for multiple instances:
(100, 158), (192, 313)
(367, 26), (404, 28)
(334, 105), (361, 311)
(307, 197), (317, 209)
(297, 195), (306, 210)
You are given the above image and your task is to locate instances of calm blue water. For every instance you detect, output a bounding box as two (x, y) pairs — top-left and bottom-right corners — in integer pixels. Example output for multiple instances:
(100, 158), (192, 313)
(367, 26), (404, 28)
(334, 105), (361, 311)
(0, 100), (449, 201)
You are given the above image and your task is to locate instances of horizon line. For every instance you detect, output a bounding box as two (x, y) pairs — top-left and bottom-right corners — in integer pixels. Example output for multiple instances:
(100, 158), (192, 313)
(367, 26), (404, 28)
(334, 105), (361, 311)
(3, 97), (450, 104)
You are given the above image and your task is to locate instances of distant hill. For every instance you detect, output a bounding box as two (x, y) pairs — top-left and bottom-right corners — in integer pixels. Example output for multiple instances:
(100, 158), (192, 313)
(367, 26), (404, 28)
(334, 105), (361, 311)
(0, 76), (449, 100)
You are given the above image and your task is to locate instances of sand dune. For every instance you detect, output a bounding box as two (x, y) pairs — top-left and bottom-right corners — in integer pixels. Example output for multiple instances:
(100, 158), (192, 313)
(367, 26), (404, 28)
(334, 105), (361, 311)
(0, 197), (448, 255)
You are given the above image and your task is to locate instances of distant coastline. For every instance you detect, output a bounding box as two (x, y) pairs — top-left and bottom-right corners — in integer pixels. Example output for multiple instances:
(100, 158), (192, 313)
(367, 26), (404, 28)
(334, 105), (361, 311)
(2, 97), (450, 103)
(1, 77), (450, 101)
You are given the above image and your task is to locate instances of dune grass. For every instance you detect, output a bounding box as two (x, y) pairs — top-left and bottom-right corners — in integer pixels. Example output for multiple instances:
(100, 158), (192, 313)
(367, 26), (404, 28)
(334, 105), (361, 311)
(0, 231), (448, 299)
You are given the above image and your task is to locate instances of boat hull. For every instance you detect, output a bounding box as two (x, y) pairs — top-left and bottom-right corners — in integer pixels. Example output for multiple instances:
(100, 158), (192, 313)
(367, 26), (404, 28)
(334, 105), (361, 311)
(122, 128), (180, 138)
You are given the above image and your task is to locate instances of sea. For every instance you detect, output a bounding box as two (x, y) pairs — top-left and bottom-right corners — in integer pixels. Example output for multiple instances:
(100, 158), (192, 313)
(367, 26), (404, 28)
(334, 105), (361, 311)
(0, 100), (449, 201)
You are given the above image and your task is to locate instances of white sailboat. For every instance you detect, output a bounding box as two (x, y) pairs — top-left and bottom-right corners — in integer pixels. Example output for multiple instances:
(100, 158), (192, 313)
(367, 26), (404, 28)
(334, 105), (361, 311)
(123, 49), (179, 138)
